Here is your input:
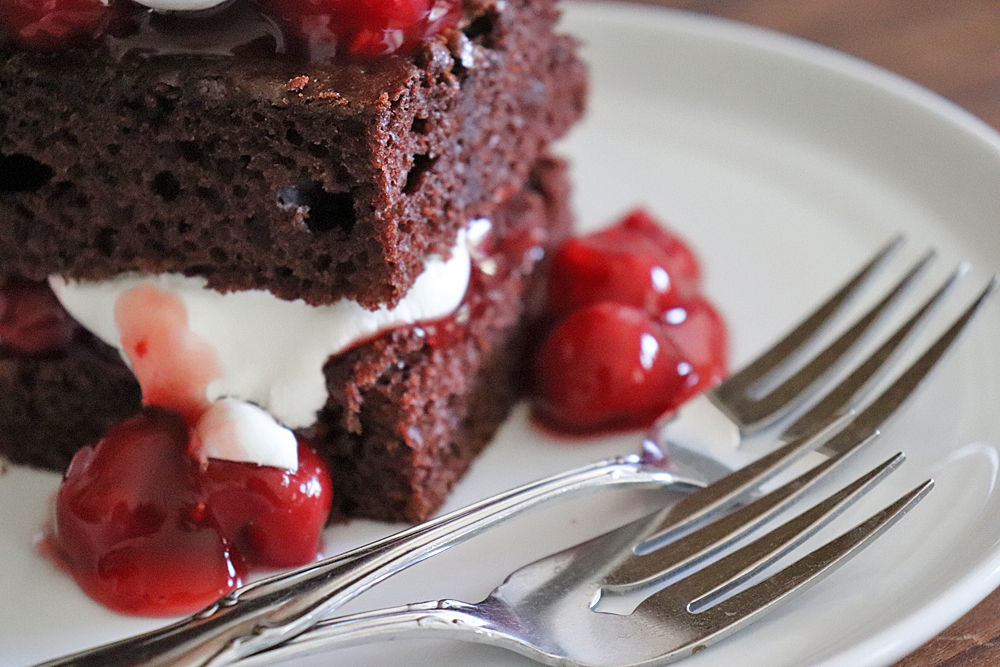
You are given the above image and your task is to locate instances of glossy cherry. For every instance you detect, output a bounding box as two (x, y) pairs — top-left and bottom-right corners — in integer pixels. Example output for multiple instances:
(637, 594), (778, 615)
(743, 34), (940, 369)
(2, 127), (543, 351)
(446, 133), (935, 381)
(262, 0), (461, 61)
(52, 408), (242, 616)
(0, 278), (77, 355)
(0, 0), (112, 51)
(532, 208), (728, 435)
(50, 407), (332, 616)
(545, 209), (701, 320)
(661, 295), (728, 404)
(1, 0), (461, 60)
(533, 302), (685, 434)
(615, 208), (701, 288)
(202, 441), (332, 568)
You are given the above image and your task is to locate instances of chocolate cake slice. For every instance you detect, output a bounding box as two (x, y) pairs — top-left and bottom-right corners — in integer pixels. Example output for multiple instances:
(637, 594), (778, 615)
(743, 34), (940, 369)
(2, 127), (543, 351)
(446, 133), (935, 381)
(0, 0), (586, 309)
(0, 0), (587, 525)
(0, 156), (572, 522)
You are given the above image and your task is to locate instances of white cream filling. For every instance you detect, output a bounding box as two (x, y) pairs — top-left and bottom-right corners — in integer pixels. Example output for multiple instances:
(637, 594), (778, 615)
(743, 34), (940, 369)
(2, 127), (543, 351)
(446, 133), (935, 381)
(50, 231), (474, 468)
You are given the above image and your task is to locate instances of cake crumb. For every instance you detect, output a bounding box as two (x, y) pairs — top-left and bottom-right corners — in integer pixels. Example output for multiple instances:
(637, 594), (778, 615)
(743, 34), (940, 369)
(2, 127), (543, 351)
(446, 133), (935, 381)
(286, 76), (310, 92)
(317, 91), (346, 105)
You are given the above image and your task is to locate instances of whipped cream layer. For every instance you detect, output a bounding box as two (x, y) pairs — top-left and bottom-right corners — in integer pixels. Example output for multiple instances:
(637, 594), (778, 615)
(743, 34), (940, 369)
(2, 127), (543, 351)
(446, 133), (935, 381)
(50, 232), (473, 430)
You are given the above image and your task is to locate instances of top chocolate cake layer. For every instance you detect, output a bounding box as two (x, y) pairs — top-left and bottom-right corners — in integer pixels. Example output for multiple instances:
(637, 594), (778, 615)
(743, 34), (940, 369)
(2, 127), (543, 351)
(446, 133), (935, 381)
(0, 0), (586, 308)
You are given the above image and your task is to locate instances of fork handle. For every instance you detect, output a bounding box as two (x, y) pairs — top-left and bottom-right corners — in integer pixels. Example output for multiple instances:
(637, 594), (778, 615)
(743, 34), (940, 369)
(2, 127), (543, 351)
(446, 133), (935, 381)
(34, 455), (689, 667)
(234, 601), (500, 667)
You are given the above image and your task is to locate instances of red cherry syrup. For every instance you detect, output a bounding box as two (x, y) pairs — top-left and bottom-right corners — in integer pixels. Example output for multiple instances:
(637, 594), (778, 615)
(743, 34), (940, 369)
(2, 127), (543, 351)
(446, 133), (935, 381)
(532, 208), (728, 434)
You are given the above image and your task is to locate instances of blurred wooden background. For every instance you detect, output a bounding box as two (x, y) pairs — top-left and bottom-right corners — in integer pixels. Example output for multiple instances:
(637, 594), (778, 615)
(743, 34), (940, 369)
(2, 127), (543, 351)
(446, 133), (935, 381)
(621, 1), (1000, 665)
(642, 0), (1000, 131)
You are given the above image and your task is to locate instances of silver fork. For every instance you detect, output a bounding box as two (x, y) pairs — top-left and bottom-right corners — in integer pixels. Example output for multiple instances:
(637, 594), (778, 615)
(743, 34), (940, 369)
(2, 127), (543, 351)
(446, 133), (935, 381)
(235, 451), (933, 667)
(35, 239), (995, 667)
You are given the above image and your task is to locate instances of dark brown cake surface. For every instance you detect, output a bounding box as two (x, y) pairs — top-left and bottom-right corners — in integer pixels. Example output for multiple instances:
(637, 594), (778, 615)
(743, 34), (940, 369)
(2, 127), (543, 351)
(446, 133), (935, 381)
(0, 0), (586, 309)
(0, 332), (141, 470)
(0, 157), (573, 522)
(318, 156), (572, 522)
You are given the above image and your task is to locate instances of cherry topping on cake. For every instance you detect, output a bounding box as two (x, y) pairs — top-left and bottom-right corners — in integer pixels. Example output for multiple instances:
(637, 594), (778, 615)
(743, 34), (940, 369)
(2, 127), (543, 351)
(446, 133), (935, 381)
(50, 408), (332, 616)
(259, 0), (461, 61)
(0, 0), (113, 51)
(0, 278), (77, 355)
(1, 0), (461, 60)
(532, 208), (728, 435)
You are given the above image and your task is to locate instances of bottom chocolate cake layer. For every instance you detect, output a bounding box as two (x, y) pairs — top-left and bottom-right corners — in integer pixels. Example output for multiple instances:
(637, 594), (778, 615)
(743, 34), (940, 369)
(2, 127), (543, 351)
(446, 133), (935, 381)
(0, 331), (141, 470)
(0, 156), (572, 523)
(317, 156), (572, 523)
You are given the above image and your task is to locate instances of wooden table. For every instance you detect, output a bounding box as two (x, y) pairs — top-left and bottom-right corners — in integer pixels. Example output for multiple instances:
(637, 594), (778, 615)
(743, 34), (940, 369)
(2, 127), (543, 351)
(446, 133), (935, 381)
(631, 1), (1000, 665)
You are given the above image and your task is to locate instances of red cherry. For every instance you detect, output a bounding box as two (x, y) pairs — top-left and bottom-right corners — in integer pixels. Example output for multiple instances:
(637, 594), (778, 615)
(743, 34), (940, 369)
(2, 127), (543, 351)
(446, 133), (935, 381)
(82, 524), (245, 617)
(49, 407), (332, 616)
(52, 408), (244, 616)
(203, 440), (333, 568)
(0, 278), (77, 355)
(615, 208), (701, 287)
(263, 0), (461, 61)
(532, 206), (728, 435)
(661, 295), (728, 403)
(545, 213), (700, 321)
(0, 0), (112, 51)
(532, 303), (685, 434)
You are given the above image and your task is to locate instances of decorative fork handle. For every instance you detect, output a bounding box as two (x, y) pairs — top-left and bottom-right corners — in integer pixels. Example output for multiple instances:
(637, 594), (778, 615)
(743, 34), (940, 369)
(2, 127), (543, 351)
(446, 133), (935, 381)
(234, 601), (498, 667)
(35, 454), (690, 667)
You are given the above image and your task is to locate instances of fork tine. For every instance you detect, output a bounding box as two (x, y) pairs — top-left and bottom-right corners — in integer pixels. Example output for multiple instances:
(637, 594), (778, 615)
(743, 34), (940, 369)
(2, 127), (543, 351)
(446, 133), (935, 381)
(632, 278), (994, 563)
(780, 265), (964, 442)
(820, 277), (998, 458)
(637, 412), (855, 547)
(720, 248), (933, 431)
(630, 459), (928, 629)
(597, 447), (892, 597)
(671, 478), (933, 654)
(713, 235), (902, 407)
(668, 454), (906, 613)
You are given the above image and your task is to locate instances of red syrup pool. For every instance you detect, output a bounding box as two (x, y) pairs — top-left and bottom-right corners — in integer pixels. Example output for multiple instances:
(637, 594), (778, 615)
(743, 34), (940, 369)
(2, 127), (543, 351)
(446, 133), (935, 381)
(531, 209), (729, 435)
(43, 285), (332, 616)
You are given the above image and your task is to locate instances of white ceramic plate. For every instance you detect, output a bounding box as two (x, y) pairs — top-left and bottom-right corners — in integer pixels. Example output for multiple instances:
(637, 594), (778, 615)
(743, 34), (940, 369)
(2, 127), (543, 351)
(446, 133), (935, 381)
(4, 3), (1000, 666)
